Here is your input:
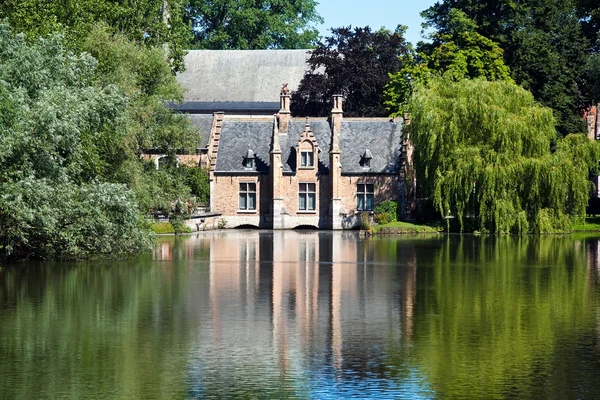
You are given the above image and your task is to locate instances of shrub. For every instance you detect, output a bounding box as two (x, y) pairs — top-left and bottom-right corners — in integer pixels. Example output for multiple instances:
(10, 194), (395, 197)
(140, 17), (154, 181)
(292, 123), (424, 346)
(375, 213), (392, 225)
(359, 212), (372, 230)
(374, 200), (399, 224)
(151, 222), (175, 234)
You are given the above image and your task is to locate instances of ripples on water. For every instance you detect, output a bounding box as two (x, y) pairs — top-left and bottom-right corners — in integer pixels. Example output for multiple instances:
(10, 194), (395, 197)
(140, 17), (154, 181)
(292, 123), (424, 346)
(1, 231), (600, 399)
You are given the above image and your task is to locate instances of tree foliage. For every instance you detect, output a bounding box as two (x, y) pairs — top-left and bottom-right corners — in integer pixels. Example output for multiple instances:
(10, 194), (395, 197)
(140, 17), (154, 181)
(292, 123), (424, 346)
(186, 0), (322, 49)
(385, 10), (512, 113)
(421, 0), (591, 135)
(0, 24), (204, 259)
(0, 0), (191, 71)
(406, 77), (600, 233)
(291, 26), (411, 117)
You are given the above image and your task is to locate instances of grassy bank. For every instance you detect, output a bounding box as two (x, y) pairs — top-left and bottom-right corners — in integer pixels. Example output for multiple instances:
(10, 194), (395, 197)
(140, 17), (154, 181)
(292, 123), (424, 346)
(573, 217), (600, 232)
(150, 222), (192, 235)
(370, 221), (440, 234)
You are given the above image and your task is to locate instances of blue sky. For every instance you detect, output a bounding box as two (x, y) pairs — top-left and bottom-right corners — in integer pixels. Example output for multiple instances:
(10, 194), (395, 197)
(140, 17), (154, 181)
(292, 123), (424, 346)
(315, 0), (438, 46)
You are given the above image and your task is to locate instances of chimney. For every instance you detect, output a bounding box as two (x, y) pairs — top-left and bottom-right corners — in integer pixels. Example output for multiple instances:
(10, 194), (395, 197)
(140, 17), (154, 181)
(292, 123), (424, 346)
(331, 94), (343, 133)
(278, 83), (291, 133)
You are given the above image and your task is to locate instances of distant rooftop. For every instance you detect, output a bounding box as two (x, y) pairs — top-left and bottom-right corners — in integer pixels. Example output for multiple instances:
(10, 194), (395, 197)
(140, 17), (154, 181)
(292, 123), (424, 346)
(177, 50), (312, 103)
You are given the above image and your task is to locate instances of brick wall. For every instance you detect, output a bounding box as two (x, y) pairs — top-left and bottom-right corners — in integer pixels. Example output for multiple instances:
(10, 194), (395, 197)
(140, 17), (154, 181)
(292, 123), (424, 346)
(336, 175), (400, 228)
(212, 175), (269, 227)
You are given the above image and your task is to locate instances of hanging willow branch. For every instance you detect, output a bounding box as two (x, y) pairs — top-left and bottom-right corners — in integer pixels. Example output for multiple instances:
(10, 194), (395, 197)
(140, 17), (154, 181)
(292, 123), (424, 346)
(406, 77), (600, 233)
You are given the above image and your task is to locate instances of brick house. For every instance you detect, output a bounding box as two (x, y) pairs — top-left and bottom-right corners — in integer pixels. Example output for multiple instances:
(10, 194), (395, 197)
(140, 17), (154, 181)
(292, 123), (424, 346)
(206, 88), (408, 229)
(159, 50), (411, 229)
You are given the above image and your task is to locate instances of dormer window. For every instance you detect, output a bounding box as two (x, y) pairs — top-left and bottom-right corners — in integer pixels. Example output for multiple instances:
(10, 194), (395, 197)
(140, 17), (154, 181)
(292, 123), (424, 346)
(243, 148), (255, 169)
(301, 151), (314, 167)
(361, 149), (373, 169)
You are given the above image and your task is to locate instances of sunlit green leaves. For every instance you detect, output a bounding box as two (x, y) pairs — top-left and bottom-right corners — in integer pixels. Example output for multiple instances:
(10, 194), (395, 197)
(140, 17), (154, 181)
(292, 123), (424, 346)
(407, 77), (600, 233)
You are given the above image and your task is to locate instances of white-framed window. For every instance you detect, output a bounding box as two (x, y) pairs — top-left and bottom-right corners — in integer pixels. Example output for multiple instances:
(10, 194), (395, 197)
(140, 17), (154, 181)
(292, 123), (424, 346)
(300, 150), (314, 167)
(357, 183), (374, 211)
(299, 182), (316, 211)
(361, 158), (371, 168)
(239, 182), (256, 210)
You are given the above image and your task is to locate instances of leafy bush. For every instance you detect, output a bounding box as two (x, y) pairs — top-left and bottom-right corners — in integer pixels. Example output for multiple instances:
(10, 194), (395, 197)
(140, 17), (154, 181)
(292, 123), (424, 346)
(171, 218), (192, 234)
(375, 213), (392, 225)
(374, 200), (399, 224)
(359, 212), (372, 230)
(0, 179), (152, 259)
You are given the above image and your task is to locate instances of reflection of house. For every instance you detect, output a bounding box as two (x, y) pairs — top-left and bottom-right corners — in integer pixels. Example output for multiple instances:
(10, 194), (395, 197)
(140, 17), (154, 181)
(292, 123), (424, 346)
(190, 231), (416, 380)
(160, 50), (410, 229)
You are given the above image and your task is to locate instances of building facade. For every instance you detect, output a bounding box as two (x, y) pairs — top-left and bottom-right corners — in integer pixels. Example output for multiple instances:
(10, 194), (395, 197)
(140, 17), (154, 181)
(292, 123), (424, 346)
(205, 89), (408, 229)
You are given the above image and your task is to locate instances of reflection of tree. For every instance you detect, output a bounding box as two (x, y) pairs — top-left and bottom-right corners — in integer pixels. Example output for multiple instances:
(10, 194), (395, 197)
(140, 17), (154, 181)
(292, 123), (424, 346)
(0, 256), (202, 399)
(408, 236), (599, 398)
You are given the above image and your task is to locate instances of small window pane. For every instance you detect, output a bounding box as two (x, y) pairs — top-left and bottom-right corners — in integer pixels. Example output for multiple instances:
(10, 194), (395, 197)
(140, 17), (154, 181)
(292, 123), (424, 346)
(366, 184), (374, 193)
(366, 194), (374, 211)
(308, 193), (316, 210)
(358, 196), (365, 211)
(240, 183), (247, 191)
(239, 194), (247, 209)
(307, 183), (316, 192)
(248, 183), (256, 192)
(308, 152), (314, 166)
(299, 194), (306, 210)
(248, 193), (256, 210)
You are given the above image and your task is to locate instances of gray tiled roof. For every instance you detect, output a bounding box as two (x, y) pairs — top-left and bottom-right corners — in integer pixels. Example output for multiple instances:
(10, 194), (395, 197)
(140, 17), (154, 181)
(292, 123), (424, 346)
(188, 114), (214, 148)
(340, 121), (402, 174)
(177, 50), (311, 102)
(213, 118), (402, 174)
(215, 120), (272, 173)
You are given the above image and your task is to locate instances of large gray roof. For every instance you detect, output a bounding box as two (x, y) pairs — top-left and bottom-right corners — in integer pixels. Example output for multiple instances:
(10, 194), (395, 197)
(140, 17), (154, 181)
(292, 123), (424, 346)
(213, 118), (402, 174)
(177, 50), (311, 103)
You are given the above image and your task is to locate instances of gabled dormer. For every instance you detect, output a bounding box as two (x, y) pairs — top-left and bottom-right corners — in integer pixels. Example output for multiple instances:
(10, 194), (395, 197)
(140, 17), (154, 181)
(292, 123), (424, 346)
(296, 119), (319, 169)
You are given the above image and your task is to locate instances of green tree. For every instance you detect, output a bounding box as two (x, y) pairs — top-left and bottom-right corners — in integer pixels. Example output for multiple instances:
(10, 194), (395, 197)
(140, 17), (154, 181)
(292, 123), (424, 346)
(406, 77), (600, 233)
(0, 0), (191, 71)
(421, 0), (590, 135)
(0, 24), (153, 258)
(291, 26), (411, 117)
(186, 0), (322, 49)
(385, 10), (512, 113)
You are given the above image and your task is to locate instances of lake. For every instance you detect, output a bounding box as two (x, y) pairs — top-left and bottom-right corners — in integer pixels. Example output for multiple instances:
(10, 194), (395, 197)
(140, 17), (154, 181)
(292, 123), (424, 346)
(1, 231), (600, 399)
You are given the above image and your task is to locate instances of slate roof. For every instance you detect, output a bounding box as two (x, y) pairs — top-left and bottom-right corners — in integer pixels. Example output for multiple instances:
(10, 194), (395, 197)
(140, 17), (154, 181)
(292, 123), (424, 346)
(213, 118), (402, 175)
(177, 50), (311, 103)
(215, 119), (273, 174)
(340, 120), (402, 174)
(188, 114), (214, 148)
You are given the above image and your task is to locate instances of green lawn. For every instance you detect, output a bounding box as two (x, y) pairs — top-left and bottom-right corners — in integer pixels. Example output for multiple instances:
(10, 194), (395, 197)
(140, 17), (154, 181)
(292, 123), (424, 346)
(572, 217), (600, 232)
(371, 221), (440, 234)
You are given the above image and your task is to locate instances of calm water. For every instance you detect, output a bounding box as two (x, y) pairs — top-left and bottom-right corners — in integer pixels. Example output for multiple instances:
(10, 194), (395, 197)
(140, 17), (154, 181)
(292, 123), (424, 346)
(2, 231), (600, 399)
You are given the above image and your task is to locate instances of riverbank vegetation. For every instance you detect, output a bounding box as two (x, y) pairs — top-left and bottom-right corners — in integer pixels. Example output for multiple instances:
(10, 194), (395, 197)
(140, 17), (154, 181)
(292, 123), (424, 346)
(0, 24), (204, 259)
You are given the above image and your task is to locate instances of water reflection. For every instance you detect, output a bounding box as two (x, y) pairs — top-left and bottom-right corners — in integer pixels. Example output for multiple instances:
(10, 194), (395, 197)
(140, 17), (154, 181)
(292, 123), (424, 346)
(1, 232), (600, 398)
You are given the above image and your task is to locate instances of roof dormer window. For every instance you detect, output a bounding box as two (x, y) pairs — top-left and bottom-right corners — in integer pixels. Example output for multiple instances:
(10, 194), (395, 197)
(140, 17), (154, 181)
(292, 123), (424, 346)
(243, 148), (255, 169)
(361, 149), (373, 169)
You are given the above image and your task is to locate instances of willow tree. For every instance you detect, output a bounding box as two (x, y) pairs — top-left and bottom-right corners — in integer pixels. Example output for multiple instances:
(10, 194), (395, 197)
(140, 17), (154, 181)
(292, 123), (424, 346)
(406, 77), (600, 233)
